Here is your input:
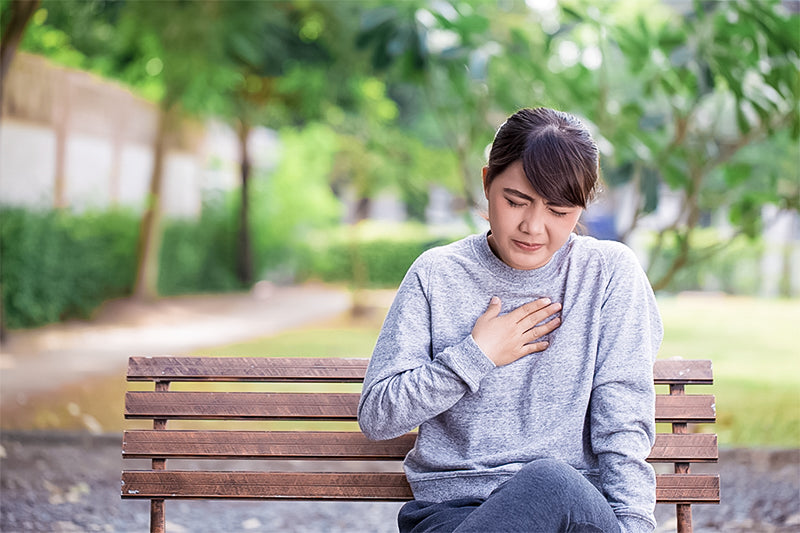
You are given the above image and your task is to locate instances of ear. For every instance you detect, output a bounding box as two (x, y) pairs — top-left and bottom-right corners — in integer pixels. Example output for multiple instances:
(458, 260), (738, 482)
(482, 166), (490, 199)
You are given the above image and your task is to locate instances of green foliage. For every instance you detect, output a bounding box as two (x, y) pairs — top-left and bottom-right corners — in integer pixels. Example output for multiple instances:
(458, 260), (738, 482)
(7, 0), (798, 311)
(0, 207), (138, 328)
(250, 124), (343, 278)
(297, 222), (463, 287)
(157, 199), (241, 296)
(643, 228), (764, 295)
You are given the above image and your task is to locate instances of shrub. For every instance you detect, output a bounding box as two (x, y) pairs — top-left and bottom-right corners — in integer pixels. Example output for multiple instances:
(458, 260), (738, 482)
(296, 222), (464, 287)
(158, 199), (241, 295)
(1, 207), (139, 328)
(249, 124), (343, 279)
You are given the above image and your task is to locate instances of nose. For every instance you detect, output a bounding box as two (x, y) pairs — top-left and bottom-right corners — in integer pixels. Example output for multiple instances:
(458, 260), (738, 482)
(519, 206), (545, 235)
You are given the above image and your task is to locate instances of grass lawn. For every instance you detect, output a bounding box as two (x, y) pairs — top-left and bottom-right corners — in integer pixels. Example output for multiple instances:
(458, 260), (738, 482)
(655, 294), (800, 448)
(2, 294), (797, 448)
(195, 294), (800, 447)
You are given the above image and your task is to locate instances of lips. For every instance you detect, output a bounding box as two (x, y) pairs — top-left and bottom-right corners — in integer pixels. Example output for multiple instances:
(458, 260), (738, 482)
(512, 239), (544, 252)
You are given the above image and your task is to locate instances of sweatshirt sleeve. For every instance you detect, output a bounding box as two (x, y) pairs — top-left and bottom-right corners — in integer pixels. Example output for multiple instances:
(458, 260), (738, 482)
(358, 252), (496, 441)
(590, 244), (663, 533)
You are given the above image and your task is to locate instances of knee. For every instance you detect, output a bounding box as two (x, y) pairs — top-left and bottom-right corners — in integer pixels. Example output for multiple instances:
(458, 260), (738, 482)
(503, 457), (604, 506)
(518, 457), (581, 487)
(489, 458), (582, 501)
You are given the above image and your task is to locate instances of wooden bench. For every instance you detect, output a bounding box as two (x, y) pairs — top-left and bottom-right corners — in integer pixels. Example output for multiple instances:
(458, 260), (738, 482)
(121, 356), (719, 533)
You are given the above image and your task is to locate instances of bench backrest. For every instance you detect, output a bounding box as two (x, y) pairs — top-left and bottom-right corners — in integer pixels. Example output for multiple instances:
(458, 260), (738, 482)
(121, 356), (719, 533)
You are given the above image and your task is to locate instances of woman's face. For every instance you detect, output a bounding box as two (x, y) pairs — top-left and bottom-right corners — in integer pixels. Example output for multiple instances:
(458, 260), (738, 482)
(483, 160), (582, 270)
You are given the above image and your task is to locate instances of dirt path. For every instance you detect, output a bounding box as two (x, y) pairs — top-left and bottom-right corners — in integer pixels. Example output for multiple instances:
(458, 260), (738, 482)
(0, 284), (351, 403)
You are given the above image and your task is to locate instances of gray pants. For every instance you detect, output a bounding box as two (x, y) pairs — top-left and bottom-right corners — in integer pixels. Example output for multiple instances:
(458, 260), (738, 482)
(398, 458), (621, 533)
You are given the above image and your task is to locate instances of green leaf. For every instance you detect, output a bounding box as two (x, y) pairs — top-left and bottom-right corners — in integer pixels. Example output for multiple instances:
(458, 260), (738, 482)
(723, 163), (753, 187)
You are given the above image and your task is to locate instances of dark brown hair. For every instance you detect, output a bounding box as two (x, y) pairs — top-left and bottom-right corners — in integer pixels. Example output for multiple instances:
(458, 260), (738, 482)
(485, 108), (599, 208)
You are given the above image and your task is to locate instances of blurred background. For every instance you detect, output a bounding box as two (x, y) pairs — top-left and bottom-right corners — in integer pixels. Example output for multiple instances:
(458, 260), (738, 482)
(0, 0), (798, 531)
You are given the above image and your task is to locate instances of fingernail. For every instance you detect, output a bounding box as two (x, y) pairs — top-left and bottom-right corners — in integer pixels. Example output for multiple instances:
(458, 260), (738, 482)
(491, 296), (500, 304)
(541, 297), (551, 305)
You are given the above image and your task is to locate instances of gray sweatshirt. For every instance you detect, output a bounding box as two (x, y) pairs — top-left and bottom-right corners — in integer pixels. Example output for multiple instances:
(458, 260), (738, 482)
(358, 232), (663, 533)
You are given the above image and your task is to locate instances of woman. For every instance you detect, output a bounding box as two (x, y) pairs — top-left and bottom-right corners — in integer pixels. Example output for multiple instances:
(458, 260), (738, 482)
(358, 108), (662, 533)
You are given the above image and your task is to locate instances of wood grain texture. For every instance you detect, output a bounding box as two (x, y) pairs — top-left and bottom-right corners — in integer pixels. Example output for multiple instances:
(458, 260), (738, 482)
(647, 433), (718, 462)
(125, 392), (361, 420)
(128, 357), (713, 385)
(655, 395), (716, 423)
(123, 430), (717, 463)
(121, 471), (414, 501)
(655, 474), (721, 504)
(127, 357), (369, 382)
(126, 392), (715, 423)
(653, 360), (713, 385)
(122, 430), (416, 460)
(121, 355), (720, 530)
(121, 471), (719, 504)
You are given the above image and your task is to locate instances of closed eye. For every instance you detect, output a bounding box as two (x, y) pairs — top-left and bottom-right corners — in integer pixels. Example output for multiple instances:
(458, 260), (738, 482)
(505, 197), (526, 208)
(549, 208), (568, 217)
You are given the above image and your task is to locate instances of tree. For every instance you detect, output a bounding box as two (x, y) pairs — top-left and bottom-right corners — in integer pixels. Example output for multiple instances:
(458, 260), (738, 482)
(356, 1), (509, 222)
(604, 0), (798, 290)
(0, 0), (40, 342)
(503, 0), (798, 290)
(214, 1), (342, 286)
(0, 0), (40, 110)
(110, 1), (245, 299)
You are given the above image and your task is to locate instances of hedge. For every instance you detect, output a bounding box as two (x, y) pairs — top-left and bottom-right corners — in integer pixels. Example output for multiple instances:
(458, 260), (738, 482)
(0, 204), (245, 329)
(296, 223), (463, 287)
(1, 207), (139, 328)
(1, 207), (463, 329)
(158, 203), (241, 295)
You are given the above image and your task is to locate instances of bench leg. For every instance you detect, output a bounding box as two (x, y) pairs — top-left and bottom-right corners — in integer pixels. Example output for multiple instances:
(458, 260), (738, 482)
(150, 499), (165, 533)
(676, 504), (692, 533)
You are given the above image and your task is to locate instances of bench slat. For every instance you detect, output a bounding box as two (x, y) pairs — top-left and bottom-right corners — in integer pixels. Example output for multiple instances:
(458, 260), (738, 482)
(128, 357), (712, 385)
(122, 430), (416, 460)
(122, 430), (717, 463)
(121, 471), (719, 504)
(656, 474), (721, 503)
(647, 433), (718, 462)
(653, 360), (713, 385)
(122, 471), (413, 501)
(127, 357), (369, 383)
(655, 395), (716, 423)
(125, 392), (361, 420)
(126, 392), (715, 423)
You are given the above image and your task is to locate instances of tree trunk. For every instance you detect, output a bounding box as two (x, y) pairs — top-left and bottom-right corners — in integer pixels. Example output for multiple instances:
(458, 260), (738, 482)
(133, 104), (172, 300)
(236, 119), (254, 286)
(650, 170), (703, 292)
(0, 0), (40, 115)
(354, 196), (371, 222)
(0, 0), (40, 344)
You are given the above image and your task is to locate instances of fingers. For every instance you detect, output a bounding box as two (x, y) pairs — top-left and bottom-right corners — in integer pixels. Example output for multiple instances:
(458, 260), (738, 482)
(509, 298), (553, 322)
(480, 296), (502, 319)
(518, 317), (561, 357)
(518, 301), (562, 331)
(524, 315), (561, 342)
(473, 296), (562, 366)
(524, 340), (551, 355)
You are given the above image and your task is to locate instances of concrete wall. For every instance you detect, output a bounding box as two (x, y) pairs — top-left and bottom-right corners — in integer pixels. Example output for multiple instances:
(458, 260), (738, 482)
(0, 52), (228, 218)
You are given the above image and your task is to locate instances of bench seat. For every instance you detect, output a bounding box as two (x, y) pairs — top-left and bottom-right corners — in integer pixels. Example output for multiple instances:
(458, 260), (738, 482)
(122, 356), (719, 532)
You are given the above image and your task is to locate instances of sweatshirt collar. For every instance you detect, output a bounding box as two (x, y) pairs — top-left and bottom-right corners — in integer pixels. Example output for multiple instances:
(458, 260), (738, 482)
(473, 231), (574, 282)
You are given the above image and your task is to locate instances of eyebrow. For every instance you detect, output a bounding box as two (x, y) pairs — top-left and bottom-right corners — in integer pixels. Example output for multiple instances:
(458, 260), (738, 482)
(503, 188), (534, 202)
